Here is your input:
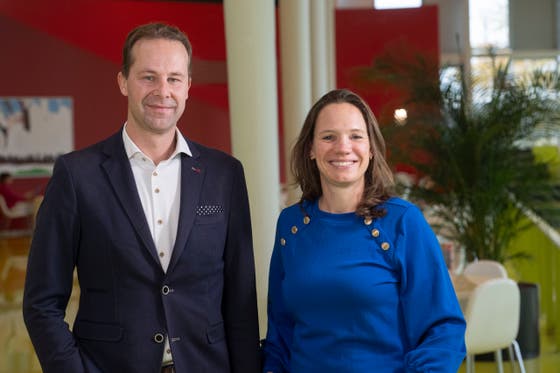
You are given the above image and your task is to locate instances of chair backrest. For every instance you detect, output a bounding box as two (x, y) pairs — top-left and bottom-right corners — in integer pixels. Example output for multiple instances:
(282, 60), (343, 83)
(0, 195), (35, 235)
(0, 195), (30, 219)
(463, 259), (508, 279)
(464, 278), (520, 354)
(0, 194), (15, 219)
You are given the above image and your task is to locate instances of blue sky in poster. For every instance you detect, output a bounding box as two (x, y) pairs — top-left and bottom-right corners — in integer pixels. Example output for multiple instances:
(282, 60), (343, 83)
(0, 98), (72, 117)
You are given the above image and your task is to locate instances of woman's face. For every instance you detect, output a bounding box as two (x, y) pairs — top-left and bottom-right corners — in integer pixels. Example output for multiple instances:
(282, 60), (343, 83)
(310, 103), (372, 192)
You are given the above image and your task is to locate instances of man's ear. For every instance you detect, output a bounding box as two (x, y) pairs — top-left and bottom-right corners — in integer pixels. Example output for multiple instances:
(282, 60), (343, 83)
(185, 77), (192, 100)
(117, 72), (128, 96)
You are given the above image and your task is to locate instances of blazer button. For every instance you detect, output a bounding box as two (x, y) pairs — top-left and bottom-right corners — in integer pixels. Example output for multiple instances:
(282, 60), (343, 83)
(154, 333), (165, 343)
(162, 285), (170, 295)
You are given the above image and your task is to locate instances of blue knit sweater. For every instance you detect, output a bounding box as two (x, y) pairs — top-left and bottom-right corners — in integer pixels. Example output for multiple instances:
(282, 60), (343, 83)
(262, 197), (466, 373)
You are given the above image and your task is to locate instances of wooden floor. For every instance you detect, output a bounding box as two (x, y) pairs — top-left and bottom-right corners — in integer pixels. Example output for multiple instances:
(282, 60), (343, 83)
(457, 333), (560, 373)
(0, 233), (35, 373)
(1, 234), (559, 372)
(0, 234), (79, 373)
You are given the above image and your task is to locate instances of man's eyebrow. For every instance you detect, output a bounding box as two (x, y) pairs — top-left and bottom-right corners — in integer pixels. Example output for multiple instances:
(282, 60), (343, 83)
(136, 69), (186, 77)
(168, 72), (187, 77)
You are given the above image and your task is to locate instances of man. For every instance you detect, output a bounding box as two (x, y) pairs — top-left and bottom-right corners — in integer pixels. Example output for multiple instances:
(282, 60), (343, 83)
(23, 23), (260, 373)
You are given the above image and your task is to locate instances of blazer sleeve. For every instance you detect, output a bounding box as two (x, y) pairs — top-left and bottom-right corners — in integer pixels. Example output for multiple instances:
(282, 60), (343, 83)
(222, 160), (261, 373)
(396, 205), (467, 372)
(262, 212), (293, 373)
(22, 156), (92, 372)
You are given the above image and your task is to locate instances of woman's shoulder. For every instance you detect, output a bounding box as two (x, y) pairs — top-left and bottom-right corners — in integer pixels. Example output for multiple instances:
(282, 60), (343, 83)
(279, 200), (312, 220)
(380, 196), (424, 222)
(276, 200), (317, 229)
(382, 196), (415, 210)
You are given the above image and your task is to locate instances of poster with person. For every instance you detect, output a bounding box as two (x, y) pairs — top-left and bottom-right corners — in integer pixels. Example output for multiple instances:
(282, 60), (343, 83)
(0, 97), (73, 176)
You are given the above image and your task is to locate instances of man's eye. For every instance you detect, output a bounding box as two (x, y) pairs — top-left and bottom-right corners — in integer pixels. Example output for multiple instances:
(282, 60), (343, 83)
(143, 76), (155, 81)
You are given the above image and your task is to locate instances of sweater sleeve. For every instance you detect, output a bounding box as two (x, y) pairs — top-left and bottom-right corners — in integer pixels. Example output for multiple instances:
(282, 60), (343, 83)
(262, 214), (294, 373)
(396, 205), (466, 372)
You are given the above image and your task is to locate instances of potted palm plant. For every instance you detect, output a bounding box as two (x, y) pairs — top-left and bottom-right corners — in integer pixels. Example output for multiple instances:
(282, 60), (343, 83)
(354, 51), (560, 263)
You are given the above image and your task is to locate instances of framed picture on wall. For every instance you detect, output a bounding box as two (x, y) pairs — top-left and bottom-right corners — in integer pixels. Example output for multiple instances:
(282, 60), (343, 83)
(0, 97), (73, 177)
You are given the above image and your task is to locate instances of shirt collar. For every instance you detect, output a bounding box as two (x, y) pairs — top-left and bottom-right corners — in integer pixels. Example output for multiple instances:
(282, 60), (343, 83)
(122, 123), (192, 160)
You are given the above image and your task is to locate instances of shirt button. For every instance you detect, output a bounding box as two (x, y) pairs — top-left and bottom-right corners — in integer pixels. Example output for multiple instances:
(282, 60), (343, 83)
(153, 171), (158, 176)
(303, 216), (310, 224)
(381, 242), (390, 250)
(371, 229), (380, 237)
(291, 226), (298, 234)
(364, 217), (373, 225)
(159, 252), (165, 258)
(154, 188), (160, 193)
(157, 219), (163, 225)
(166, 348), (171, 354)
(154, 333), (165, 343)
(280, 238), (286, 246)
(162, 285), (170, 295)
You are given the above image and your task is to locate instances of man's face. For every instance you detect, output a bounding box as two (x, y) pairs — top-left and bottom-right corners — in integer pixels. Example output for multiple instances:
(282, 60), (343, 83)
(117, 38), (191, 136)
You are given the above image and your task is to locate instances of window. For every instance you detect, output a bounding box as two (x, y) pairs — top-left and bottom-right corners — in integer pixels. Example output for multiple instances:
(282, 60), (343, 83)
(374, 0), (421, 9)
(469, 0), (509, 51)
(468, 0), (560, 146)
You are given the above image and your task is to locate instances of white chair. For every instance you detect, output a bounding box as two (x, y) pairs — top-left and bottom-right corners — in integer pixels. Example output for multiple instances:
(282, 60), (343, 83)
(463, 259), (508, 283)
(0, 195), (34, 219)
(0, 195), (35, 235)
(464, 278), (526, 373)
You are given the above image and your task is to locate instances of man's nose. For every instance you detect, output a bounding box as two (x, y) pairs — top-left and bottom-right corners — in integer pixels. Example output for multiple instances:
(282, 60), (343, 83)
(154, 79), (171, 98)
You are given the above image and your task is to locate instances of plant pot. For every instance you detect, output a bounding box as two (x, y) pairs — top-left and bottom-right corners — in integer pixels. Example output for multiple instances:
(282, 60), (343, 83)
(517, 282), (540, 358)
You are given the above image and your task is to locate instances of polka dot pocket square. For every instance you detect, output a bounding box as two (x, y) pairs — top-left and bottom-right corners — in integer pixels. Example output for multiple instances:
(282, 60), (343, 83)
(196, 204), (224, 216)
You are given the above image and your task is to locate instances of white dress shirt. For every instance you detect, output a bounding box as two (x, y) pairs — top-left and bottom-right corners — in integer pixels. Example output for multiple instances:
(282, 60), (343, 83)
(122, 124), (191, 366)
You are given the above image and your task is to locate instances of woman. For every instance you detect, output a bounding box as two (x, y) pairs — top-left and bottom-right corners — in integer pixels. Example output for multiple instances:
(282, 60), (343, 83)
(262, 89), (465, 372)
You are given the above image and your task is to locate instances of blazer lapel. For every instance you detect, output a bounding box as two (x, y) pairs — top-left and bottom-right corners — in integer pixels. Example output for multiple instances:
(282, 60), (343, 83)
(167, 149), (204, 273)
(101, 132), (160, 266)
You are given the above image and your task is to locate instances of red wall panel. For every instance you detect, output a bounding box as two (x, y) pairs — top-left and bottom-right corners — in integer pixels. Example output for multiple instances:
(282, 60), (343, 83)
(0, 0), (230, 153)
(336, 6), (439, 120)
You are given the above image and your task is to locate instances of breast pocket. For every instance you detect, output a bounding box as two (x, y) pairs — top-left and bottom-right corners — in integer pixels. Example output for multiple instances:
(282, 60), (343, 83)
(194, 212), (225, 225)
(195, 204), (226, 225)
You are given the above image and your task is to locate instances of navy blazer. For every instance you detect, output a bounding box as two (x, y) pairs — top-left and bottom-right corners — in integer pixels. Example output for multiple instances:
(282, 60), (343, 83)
(23, 130), (261, 373)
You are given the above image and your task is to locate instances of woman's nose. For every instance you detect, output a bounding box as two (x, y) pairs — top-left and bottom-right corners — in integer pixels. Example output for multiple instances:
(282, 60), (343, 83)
(334, 137), (351, 152)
